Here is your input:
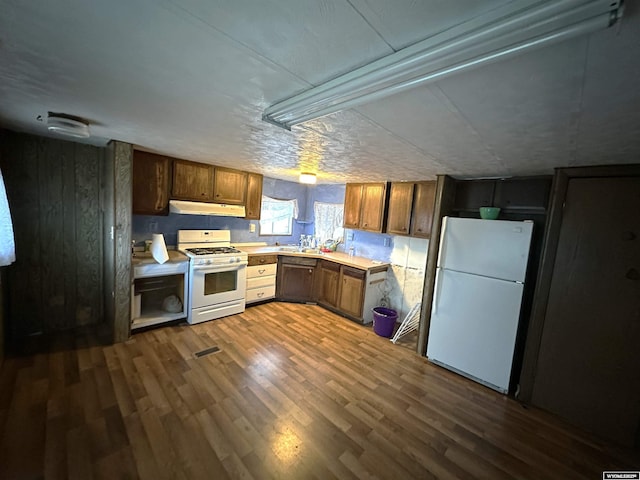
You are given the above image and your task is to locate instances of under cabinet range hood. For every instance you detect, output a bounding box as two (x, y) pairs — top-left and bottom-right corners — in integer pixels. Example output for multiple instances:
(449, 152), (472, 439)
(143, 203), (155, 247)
(169, 200), (246, 217)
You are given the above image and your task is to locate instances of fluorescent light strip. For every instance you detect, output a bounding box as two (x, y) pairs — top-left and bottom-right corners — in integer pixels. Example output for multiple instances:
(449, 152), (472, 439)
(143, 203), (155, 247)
(263, 0), (622, 130)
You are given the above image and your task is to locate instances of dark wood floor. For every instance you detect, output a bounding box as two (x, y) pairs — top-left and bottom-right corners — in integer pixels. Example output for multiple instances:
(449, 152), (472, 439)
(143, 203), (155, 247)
(0, 302), (637, 479)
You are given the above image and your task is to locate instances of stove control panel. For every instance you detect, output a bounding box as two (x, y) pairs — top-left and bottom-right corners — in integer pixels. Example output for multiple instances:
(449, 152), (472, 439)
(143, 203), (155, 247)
(192, 256), (247, 266)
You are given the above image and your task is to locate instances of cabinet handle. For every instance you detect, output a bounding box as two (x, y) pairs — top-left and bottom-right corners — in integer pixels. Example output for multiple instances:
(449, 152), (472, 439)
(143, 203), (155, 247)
(258, 269), (265, 274)
(260, 259), (265, 263)
(257, 292), (264, 297)
(308, 269), (313, 273)
(417, 228), (422, 232)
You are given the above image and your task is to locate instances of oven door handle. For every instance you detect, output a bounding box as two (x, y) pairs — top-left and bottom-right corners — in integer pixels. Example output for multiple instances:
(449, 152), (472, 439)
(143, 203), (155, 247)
(192, 261), (248, 272)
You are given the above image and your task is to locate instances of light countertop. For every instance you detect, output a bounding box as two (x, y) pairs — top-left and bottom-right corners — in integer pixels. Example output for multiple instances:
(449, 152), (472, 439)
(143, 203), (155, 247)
(236, 245), (389, 271)
(131, 250), (189, 266)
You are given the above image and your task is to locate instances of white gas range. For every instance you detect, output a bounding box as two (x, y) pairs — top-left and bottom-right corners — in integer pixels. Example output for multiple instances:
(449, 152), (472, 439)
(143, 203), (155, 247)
(177, 230), (248, 324)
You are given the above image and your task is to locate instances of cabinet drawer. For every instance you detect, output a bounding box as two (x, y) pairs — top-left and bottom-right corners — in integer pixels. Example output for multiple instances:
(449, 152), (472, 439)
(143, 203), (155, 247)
(246, 285), (276, 303)
(247, 274), (276, 289)
(342, 266), (366, 280)
(248, 254), (278, 266)
(281, 256), (317, 267)
(319, 259), (340, 272)
(247, 263), (277, 278)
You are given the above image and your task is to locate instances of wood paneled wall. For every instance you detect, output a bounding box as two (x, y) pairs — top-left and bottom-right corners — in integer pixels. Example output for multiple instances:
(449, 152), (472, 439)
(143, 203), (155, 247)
(105, 141), (132, 343)
(0, 131), (105, 339)
(0, 269), (5, 366)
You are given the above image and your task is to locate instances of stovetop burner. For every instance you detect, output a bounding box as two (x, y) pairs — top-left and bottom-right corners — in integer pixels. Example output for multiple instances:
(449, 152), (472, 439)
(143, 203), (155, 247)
(185, 246), (242, 255)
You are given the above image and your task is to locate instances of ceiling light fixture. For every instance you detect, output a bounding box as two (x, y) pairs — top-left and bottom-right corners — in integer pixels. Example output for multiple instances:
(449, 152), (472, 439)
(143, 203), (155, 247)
(299, 172), (317, 184)
(263, 0), (623, 130)
(47, 113), (91, 138)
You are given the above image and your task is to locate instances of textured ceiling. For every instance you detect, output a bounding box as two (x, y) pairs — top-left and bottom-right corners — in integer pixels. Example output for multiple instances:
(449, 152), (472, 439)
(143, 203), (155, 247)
(0, 0), (639, 184)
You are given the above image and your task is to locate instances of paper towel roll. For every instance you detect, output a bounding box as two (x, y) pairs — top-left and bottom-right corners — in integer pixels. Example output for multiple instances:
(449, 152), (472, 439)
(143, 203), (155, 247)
(151, 233), (169, 264)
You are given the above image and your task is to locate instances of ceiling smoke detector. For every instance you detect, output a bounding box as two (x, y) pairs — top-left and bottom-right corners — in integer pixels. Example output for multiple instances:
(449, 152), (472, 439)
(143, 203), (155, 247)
(47, 113), (90, 138)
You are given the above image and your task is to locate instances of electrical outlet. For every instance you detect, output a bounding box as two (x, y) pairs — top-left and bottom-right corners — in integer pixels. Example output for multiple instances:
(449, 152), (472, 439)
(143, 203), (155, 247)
(383, 237), (390, 247)
(249, 223), (256, 233)
(347, 232), (354, 241)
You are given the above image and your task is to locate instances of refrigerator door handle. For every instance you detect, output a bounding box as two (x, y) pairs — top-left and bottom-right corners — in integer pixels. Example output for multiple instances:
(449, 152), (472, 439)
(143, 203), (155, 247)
(437, 216), (449, 267)
(433, 268), (442, 314)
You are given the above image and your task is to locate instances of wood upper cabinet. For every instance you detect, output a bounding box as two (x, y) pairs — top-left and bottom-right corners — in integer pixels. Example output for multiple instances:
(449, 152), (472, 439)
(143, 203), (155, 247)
(171, 159), (215, 201)
(132, 151), (171, 215)
(453, 177), (551, 214)
(337, 266), (365, 318)
(385, 181), (436, 237)
(360, 183), (388, 232)
(245, 172), (263, 220)
(317, 260), (340, 307)
(410, 181), (437, 238)
(343, 183), (363, 229)
(344, 182), (388, 232)
(386, 182), (415, 235)
(493, 178), (551, 212)
(213, 167), (247, 205)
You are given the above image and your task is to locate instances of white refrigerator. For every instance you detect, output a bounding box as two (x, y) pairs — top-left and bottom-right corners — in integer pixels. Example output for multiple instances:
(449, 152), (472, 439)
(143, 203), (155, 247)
(426, 216), (534, 393)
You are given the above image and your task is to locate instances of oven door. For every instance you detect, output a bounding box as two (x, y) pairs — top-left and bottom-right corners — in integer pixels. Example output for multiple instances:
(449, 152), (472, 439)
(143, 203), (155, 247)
(190, 262), (247, 309)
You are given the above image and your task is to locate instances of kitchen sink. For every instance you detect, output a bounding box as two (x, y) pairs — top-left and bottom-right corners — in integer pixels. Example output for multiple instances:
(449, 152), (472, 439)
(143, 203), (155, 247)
(278, 246), (299, 252)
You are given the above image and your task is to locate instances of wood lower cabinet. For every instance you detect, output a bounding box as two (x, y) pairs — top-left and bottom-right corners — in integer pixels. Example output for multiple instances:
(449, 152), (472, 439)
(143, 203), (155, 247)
(214, 167), (247, 205)
(314, 259), (388, 323)
(337, 266), (365, 318)
(171, 159), (215, 201)
(245, 172), (263, 220)
(343, 182), (389, 232)
(246, 254), (277, 304)
(317, 260), (340, 307)
(277, 257), (317, 303)
(132, 151), (171, 215)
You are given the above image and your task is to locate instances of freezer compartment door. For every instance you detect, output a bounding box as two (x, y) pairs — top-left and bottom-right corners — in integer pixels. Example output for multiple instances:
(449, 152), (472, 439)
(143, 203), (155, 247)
(427, 268), (525, 393)
(438, 217), (533, 282)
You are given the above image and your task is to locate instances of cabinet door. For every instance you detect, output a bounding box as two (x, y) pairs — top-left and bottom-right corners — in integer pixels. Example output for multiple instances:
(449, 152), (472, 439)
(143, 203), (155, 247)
(493, 177), (551, 213)
(317, 260), (340, 307)
(132, 151), (171, 215)
(343, 183), (363, 229)
(278, 262), (316, 302)
(360, 183), (387, 232)
(410, 181), (436, 238)
(453, 180), (495, 212)
(214, 167), (247, 205)
(386, 182), (414, 235)
(172, 159), (215, 201)
(245, 172), (263, 220)
(338, 267), (365, 318)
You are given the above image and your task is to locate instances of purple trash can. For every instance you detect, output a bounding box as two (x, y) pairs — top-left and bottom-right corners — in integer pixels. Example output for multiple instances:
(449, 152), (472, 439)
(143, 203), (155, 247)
(372, 307), (398, 338)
